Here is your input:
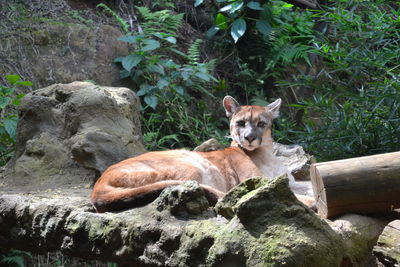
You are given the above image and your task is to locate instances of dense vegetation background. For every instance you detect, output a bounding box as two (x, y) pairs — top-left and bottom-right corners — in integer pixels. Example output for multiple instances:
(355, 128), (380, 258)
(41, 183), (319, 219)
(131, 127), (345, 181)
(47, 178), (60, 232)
(0, 0), (399, 166)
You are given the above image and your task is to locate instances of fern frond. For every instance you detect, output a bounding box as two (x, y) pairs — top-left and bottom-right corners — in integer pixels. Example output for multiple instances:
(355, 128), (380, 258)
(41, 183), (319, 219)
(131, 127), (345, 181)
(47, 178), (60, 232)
(187, 39), (202, 66)
(97, 4), (129, 33)
(279, 44), (313, 65)
(136, 6), (183, 35)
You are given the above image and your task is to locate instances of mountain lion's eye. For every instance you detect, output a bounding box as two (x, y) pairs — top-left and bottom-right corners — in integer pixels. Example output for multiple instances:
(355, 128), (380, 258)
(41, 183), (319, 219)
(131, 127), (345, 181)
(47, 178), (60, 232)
(257, 121), (267, 128)
(236, 120), (245, 127)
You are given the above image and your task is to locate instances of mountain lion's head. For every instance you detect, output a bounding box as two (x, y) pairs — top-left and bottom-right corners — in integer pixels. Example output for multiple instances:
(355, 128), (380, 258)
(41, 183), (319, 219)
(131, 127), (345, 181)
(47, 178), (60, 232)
(223, 96), (281, 151)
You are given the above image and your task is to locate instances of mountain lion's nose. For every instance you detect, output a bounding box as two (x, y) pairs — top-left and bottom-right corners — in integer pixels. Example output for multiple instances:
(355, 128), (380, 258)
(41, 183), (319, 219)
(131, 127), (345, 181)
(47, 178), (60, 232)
(245, 134), (256, 143)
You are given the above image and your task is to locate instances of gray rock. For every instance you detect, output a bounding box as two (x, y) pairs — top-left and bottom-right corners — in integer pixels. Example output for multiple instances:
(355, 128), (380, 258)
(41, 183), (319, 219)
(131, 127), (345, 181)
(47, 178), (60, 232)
(0, 176), (350, 266)
(155, 181), (212, 216)
(3, 81), (145, 190)
(329, 214), (390, 267)
(193, 138), (224, 152)
(373, 220), (400, 266)
(0, 1), (129, 89)
(273, 143), (315, 181)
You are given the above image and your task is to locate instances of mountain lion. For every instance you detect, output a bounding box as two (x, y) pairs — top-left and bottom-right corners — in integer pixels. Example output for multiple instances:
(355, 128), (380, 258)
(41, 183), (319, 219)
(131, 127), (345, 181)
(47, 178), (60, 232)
(91, 96), (313, 212)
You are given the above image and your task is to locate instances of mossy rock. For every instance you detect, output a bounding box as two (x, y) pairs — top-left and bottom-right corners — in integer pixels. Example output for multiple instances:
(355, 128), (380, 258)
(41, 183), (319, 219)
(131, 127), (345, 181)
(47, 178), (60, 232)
(0, 177), (348, 266)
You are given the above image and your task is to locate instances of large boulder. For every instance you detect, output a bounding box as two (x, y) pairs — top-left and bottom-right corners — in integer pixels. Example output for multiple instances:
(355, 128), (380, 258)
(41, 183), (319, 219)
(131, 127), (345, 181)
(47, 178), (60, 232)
(2, 81), (145, 191)
(0, 1), (129, 89)
(0, 176), (349, 266)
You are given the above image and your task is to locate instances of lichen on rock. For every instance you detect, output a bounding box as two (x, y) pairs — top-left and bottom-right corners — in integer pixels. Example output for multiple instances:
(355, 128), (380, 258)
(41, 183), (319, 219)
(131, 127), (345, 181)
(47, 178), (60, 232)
(211, 175), (345, 267)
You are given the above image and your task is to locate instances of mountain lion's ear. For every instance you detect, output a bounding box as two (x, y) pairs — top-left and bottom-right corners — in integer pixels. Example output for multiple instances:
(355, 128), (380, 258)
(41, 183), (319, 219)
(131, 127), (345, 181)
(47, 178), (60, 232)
(223, 96), (240, 118)
(266, 98), (282, 119)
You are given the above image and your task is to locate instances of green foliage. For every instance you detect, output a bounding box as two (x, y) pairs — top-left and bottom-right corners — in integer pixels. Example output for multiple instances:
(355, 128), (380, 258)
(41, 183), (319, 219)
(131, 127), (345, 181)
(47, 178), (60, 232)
(187, 39), (203, 66)
(142, 95), (228, 150)
(197, 0), (273, 43)
(224, 1), (316, 104)
(200, 0), (399, 161)
(0, 249), (31, 267)
(97, 3), (130, 33)
(0, 75), (29, 165)
(275, 0), (400, 160)
(135, 6), (183, 35)
(115, 7), (224, 149)
(137, 0), (175, 9)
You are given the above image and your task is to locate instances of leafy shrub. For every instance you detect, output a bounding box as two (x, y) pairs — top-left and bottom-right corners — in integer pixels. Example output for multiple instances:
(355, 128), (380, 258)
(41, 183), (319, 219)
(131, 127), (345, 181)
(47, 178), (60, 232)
(275, 0), (400, 160)
(0, 75), (30, 165)
(195, 0), (272, 43)
(197, 0), (399, 161)
(194, 0), (316, 104)
(113, 6), (225, 150)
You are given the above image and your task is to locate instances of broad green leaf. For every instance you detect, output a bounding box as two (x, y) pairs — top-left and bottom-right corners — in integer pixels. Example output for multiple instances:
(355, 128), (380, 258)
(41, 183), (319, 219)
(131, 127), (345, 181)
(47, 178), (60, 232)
(16, 93), (26, 99)
(11, 99), (22, 106)
(0, 97), (11, 109)
(181, 72), (190, 80)
(157, 78), (170, 89)
(153, 32), (164, 39)
(141, 39), (160, 51)
(206, 26), (220, 39)
(147, 64), (165, 75)
(230, 2), (244, 13)
(136, 84), (154, 96)
(15, 81), (32, 86)
(170, 71), (181, 79)
(5, 74), (20, 85)
(194, 0), (204, 7)
(231, 18), (247, 43)
(282, 3), (294, 8)
(247, 1), (264, 10)
(159, 59), (176, 68)
(198, 65), (208, 73)
(215, 13), (228, 30)
(122, 54), (143, 72)
(1, 86), (14, 95)
(144, 95), (158, 109)
(175, 85), (185, 95)
(120, 69), (130, 79)
(256, 20), (272, 36)
(165, 37), (177, 44)
(4, 116), (18, 140)
(118, 35), (140, 44)
(219, 4), (233, 12)
(181, 67), (194, 72)
(195, 72), (211, 81)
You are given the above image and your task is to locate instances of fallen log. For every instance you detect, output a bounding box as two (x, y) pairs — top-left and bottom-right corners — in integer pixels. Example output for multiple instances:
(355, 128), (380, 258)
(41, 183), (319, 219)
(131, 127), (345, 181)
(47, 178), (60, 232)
(310, 151), (400, 219)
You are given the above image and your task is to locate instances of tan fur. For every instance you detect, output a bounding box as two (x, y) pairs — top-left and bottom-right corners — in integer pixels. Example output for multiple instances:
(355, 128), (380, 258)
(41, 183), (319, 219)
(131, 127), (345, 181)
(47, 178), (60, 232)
(91, 96), (310, 212)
